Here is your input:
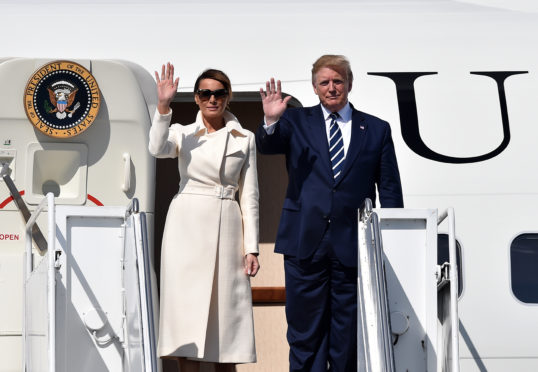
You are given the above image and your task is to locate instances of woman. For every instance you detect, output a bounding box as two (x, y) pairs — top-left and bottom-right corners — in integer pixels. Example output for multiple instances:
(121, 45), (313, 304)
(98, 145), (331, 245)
(149, 63), (260, 372)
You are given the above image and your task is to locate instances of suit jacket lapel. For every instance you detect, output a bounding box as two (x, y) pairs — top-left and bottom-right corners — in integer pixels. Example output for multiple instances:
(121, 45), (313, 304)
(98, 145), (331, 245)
(336, 106), (367, 185)
(307, 105), (333, 176)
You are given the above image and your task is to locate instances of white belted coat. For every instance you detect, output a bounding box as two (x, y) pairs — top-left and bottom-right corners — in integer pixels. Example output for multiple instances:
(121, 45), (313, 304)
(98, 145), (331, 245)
(149, 109), (259, 363)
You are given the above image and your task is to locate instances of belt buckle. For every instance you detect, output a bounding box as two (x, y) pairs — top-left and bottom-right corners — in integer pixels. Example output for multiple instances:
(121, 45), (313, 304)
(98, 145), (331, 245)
(215, 185), (224, 199)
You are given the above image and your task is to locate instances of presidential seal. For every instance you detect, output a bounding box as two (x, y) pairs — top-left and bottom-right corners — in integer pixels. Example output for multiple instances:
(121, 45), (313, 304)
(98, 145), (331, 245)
(23, 60), (100, 138)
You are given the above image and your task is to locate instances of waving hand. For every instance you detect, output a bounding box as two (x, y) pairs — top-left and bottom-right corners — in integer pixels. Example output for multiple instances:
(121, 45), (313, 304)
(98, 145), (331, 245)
(260, 78), (291, 124)
(155, 62), (179, 115)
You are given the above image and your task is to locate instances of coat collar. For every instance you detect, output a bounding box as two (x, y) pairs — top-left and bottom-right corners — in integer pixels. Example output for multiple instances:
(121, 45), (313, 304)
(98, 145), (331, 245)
(192, 111), (248, 168)
(193, 111), (248, 138)
(307, 105), (333, 176)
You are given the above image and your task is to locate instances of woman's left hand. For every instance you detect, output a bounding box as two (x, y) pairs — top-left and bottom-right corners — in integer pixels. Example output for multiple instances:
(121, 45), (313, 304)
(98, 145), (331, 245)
(244, 254), (260, 277)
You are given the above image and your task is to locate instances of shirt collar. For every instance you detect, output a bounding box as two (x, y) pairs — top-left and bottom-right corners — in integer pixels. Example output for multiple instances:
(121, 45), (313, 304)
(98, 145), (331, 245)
(321, 102), (352, 123)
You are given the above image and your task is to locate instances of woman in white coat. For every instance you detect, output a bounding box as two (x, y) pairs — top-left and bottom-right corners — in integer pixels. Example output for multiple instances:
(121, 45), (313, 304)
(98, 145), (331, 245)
(149, 63), (260, 372)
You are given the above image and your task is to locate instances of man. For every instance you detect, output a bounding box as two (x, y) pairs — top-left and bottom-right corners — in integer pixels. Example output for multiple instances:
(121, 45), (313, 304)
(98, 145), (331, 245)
(256, 55), (403, 372)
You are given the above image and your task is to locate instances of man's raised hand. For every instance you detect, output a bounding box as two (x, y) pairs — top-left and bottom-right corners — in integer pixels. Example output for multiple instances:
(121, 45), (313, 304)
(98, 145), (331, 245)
(260, 78), (292, 124)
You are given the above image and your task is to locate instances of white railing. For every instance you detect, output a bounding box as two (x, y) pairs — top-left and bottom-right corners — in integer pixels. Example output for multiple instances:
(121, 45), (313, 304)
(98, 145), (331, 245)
(24, 192), (56, 372)
(438, 208), (460, 372)
(357, 198), (395, 372)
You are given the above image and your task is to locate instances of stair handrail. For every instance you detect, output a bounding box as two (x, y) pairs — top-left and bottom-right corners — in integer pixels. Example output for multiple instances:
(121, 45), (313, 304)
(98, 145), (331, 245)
(24, 192), (56, 372)
(438, 208), (460, 372)
(357, 198), (396, 372)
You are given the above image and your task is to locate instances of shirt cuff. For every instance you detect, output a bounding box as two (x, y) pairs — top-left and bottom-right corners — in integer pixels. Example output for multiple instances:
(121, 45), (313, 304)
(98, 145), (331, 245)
(156, 107), (172, 118)
(263, 118), (278, 135)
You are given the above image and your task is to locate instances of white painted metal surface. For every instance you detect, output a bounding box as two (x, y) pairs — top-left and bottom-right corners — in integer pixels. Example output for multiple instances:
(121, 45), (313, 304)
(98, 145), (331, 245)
(357, 201), (395, 372)
(24, 193), (56, 372)
(24, 252), (48, 371)
(376, 209), (439, 372)
(54, 206), (125, 372)
(52, 203), (157, 372)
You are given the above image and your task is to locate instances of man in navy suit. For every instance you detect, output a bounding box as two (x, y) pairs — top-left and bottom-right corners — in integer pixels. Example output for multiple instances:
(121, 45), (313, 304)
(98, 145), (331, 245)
(256, 55), (403, 371)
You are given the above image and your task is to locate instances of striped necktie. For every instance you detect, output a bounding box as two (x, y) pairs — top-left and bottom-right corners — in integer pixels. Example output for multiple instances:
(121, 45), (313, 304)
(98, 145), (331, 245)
(329, 112), (345, 180)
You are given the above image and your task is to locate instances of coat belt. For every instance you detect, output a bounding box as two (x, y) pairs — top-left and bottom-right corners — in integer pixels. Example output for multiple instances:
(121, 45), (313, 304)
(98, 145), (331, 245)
(178, 184), (237, 200)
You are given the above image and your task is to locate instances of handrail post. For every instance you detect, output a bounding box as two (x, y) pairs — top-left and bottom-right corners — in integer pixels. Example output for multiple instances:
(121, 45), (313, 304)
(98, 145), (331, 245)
(360, 198), (373, 219)
(125, 198), (139, 217)
(46, 193), (56, 372)
(447, 208), (459, 372)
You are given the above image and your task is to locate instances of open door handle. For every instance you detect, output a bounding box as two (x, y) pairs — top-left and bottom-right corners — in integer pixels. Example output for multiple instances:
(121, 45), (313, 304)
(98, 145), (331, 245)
(122, 153), (131, 192)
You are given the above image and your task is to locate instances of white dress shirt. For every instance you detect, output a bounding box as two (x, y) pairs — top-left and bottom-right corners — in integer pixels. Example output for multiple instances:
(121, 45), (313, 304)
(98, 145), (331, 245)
(320, 102), (352, 156)
(263, 102), (352, 156)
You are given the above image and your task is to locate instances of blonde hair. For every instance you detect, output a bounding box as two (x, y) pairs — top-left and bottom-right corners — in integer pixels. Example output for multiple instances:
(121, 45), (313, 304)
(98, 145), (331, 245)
(311, 55), (353, 85)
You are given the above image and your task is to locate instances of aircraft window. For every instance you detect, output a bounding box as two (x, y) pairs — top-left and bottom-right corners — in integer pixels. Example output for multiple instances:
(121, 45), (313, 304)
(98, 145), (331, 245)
(437, 234), (463, 297)
(510, 234), (538, 304)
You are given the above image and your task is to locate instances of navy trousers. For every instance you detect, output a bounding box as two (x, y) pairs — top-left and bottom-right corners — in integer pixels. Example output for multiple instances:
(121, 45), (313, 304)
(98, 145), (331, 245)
(284, 228), (358, 372)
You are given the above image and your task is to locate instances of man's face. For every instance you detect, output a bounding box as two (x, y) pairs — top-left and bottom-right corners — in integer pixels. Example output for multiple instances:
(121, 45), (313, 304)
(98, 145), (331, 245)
(313, 67), (352, 113)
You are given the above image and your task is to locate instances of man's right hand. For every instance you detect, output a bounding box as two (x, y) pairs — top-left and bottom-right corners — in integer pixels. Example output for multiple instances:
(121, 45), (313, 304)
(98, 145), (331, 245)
(259, 78), (292, 124)
(155, 62), (179, 115)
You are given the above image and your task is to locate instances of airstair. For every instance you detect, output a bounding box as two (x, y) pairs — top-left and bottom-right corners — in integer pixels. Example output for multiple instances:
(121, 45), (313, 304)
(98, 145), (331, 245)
(22, 192), (157, 372)
(358, 200), (460, 372)
(8, 141), (459, 372)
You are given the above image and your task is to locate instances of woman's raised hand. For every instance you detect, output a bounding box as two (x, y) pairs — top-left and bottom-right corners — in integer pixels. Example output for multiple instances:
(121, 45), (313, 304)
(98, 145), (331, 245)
(155, 62), (179, 114)
(259, 78), (291, 124)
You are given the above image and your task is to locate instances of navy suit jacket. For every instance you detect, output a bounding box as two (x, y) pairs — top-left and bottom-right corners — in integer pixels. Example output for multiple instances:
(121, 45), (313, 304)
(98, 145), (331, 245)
(256, 103), (403, 266)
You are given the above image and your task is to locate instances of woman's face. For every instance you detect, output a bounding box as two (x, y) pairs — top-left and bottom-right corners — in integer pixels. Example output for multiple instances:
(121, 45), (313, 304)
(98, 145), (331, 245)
(195, 78), (229, 122)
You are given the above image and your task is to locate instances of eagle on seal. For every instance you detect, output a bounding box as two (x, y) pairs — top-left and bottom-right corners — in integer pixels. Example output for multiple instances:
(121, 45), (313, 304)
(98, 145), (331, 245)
(47, 87), (78, 113)
(46, 80), (80, 119)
